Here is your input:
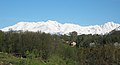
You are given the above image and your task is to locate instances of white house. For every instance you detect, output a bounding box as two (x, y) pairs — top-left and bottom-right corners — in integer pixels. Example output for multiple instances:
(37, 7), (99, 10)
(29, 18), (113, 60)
(70, 42), (76, 47)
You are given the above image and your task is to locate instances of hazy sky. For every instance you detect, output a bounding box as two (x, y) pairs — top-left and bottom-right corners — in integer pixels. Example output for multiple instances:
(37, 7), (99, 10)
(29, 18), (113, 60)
(0, 0), (120, 28)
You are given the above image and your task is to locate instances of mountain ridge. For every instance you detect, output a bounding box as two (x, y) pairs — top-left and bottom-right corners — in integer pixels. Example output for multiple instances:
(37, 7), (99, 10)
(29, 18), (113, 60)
(1, 20), (120, 35)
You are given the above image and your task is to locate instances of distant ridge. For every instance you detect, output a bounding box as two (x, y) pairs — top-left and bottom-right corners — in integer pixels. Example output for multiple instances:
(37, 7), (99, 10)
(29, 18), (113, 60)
(1, 20), (120, 35)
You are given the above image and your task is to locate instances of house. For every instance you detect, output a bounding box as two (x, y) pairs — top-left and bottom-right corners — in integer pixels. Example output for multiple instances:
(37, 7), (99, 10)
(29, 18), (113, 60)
(70, 42), (76, 47)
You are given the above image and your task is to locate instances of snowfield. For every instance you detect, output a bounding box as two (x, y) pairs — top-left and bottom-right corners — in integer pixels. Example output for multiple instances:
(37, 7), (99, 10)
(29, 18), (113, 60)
(1, 20), (120, 35)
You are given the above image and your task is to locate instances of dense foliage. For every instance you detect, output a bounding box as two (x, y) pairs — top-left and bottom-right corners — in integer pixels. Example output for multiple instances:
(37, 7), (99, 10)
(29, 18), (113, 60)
(0, 52), (46, 65)
(0, 30), (120, 65)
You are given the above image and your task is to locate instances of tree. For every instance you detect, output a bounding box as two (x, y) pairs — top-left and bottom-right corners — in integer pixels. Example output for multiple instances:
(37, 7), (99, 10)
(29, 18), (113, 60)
(69, 31), (77, 42)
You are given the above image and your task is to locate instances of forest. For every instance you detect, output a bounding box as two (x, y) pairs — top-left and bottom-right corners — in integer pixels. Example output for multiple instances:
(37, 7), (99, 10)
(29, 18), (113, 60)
(0, 30), (120, 65)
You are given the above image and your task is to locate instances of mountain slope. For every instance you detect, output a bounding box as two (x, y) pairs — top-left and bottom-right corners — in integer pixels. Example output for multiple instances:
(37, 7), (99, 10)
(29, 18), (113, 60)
(114, 26), (120, 31)
(1, 20), (120, 35)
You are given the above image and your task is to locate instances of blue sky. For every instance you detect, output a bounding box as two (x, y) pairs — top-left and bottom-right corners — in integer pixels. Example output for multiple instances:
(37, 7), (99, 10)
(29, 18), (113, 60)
(0, 0), (120, 28)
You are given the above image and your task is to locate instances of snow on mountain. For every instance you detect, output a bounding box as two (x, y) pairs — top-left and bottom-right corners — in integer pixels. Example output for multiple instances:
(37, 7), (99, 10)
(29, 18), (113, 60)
(1, 20), (120, 35)
(114, 26), (120, 31)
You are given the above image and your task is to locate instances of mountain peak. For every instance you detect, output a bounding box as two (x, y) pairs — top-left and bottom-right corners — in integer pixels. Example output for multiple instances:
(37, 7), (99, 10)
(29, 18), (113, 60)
(102, 22), (119, 28)
(103, 22), (116, 26)
(1, 21), (120, 35)
(47, 20), (58, 23)
(46, 20), (61, 25)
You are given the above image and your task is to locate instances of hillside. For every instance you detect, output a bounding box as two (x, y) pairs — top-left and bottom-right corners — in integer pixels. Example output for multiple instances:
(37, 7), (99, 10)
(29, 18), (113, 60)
(0, 30), (120, 65)
(0, 52), (45, 65)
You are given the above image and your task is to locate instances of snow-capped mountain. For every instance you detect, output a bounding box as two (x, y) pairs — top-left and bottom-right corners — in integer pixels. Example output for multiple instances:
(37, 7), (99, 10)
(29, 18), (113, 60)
(1, 20), (120, 35)
(114, 26), (120, 31)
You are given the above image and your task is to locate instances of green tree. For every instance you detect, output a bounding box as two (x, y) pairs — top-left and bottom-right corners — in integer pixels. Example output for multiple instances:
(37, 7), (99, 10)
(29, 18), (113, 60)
(69, 31), (77, 42)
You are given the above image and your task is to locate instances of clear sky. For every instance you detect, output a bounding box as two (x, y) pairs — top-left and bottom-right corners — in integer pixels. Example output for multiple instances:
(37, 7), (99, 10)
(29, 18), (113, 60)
(0, 0), (120, 28)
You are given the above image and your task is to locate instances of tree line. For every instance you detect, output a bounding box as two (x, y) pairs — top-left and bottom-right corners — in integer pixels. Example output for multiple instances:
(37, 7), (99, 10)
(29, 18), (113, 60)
(0, 30), (120, 65)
